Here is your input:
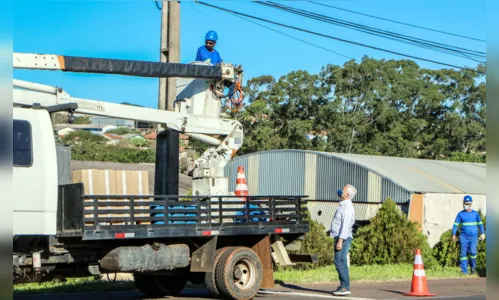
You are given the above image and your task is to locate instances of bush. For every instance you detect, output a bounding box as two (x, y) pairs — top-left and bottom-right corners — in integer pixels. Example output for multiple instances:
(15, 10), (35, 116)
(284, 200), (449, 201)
(106, 127), (140, 135)
(62, 130), (108, 145)
(70, 143), (155, 163)
(432, 210), (486, 275)
(288, 211), (335, 270)
(350, 198), (436, 268)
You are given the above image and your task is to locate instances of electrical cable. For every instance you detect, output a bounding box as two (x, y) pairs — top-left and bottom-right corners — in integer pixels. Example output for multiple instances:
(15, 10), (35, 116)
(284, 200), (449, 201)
(196, 1), (485, 74)
(261, 0), (486, 59)
(307, 1), (485, 43)
(155, 1), (162, 10)
(255, 1), (485, 62)
(226, 10), (356, 60)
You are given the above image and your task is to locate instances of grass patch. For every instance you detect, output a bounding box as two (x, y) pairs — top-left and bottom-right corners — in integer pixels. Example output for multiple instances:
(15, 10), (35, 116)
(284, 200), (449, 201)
(274, 264), (477, 284)
(13, 277), (136, 296)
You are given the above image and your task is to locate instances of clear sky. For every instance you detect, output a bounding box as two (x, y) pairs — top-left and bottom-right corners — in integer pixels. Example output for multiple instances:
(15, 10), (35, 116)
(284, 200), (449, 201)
(13, 0), (486, 109)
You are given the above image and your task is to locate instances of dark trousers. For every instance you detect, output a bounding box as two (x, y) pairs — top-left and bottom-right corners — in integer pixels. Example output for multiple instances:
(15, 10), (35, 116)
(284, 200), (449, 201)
(334, 237), (352, 290)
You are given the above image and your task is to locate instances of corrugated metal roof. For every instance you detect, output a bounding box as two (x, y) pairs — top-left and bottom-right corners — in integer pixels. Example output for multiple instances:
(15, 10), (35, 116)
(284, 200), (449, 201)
(322, 152), (485, 194)
(227, 150), (485, 196)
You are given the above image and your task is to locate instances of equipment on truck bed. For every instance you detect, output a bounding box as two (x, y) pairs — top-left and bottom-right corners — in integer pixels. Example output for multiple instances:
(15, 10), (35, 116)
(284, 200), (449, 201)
(12, 52), (313, 300)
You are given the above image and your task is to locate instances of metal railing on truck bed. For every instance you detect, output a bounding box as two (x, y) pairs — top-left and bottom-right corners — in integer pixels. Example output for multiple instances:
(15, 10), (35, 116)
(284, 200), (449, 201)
(78, 194), (309, 240)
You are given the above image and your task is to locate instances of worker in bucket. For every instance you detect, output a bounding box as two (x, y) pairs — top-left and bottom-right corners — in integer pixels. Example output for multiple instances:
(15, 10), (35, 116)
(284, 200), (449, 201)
(195, 30), (237, 101)
(452, 195), (485, 275)
(330, 184), (356, 296)
(195, 30), (223, 65)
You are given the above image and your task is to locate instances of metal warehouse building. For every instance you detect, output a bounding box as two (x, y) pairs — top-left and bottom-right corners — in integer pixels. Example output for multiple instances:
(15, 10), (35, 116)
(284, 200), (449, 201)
(224, 150), (486, 247)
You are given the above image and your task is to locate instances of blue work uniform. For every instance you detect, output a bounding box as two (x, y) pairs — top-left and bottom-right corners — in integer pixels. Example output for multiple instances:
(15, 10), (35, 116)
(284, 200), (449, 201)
(195, 46), (236, 98)
(452, 210), (485, 273)
(195, 46), (223, 65)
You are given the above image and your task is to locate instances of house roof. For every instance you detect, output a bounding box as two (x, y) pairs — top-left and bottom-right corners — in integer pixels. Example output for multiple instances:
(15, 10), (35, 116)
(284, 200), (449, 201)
(121, 134), (144, 139)
(103, 133), (122, 140)
(145, 132), (157, 140)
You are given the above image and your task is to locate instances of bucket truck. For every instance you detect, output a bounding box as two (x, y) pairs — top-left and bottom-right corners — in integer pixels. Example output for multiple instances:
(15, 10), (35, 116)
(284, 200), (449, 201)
(12, 52), (314, 299)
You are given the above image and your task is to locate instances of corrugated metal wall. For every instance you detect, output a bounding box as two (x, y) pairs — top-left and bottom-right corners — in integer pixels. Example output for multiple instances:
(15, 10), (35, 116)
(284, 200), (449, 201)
(315, 154), (369, 201)
(381, 177), (411, 204)
(224, 150), (412, 203)
(308, 200), (407, 232)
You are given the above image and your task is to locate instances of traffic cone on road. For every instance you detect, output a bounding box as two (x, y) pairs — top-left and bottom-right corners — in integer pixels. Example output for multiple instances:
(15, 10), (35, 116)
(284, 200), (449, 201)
(235, 166), (249, 198)
(404, 249), (436, 297)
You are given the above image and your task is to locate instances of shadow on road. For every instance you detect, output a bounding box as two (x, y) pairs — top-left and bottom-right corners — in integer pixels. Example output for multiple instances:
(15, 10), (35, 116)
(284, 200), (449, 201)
(271, 281), (331, 295)
(378, 289), (405, 296)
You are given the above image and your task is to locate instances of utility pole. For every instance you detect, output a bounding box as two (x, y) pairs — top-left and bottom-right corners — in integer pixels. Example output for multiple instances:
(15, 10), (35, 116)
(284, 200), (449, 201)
(158, 0), (180, 113)
(156, 0), (180, 197)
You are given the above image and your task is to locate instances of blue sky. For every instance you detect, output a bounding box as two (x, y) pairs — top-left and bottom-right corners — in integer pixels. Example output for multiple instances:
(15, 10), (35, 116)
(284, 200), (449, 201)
(14, 0), (486, 109)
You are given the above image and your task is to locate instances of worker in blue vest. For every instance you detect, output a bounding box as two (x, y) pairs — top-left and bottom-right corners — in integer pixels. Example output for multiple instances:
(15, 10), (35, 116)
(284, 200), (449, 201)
(452, 195), (485, 274)
(195, 30), (223, 65)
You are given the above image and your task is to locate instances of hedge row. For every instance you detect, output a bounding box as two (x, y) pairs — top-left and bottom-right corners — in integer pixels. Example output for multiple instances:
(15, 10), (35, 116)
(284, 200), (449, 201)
(296, 199), (485, 273)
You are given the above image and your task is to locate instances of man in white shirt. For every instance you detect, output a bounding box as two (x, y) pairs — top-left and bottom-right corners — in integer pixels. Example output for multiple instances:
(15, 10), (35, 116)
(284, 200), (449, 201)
(330, 184), (356, 296)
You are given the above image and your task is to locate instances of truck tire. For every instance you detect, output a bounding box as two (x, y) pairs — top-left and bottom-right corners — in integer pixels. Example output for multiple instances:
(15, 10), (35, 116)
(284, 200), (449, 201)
(188, 271), (206, 285)
(134, 273), (164, 297)
(205, 247), (234, 296)
(215, 247), (263, 300)
(134, 273), (187, 297)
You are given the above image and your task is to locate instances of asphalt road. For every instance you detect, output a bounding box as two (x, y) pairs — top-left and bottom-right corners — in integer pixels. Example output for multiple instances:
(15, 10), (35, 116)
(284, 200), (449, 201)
(15, 278), (486, 300)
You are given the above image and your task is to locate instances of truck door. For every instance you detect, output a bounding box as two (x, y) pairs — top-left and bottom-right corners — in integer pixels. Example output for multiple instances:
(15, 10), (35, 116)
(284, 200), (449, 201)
(13, 108), (58, 235)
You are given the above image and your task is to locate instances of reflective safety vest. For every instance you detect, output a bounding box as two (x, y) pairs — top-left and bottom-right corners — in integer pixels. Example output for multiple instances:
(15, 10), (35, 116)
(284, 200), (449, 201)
(452, 210), (485, 237)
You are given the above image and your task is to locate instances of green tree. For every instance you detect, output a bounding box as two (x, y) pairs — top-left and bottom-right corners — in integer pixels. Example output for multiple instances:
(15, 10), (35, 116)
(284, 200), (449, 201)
(106, 127), (140, 135)
(61, 130), (108, 145)
(73, 116), (92, 124)
(350, 198), (436, 268)
(131, 137), (148, 148)
(193, 58), (486, 162)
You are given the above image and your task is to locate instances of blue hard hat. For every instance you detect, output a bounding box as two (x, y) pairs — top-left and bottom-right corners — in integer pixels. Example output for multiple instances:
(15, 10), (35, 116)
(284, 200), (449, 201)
(205, 30), (218, 41)
(463, 195), (473, 202)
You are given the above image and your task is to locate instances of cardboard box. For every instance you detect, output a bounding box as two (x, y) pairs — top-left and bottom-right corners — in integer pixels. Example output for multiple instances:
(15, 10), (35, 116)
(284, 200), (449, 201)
(72, 169), (150, 226)
(115, 170), (150, 225)
(72, 169), (117, 226)
(129, 171), (150, 224)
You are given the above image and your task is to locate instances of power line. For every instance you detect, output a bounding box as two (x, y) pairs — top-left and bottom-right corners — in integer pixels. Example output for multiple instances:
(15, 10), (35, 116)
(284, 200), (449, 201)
(155, 1), (162, 10)
(256, 1), (485, 62)
(263, 1), (485, 57)
(196, 1), (485, 74)
(225, 11), (356, 61)
(308, 1), (486, 43)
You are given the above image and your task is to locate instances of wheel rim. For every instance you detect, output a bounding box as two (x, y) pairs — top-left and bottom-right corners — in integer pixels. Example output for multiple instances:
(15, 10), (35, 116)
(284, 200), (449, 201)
(233, 257), (256, 291)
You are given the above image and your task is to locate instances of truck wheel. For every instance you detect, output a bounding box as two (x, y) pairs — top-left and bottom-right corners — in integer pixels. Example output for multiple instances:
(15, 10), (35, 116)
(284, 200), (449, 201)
(134, 273), (165, 297)
(134, 273), (187, 297)
(188, 271), (206, 285)
(205, 247), (234, 296)
(154, 275), (187, 296)
(216, 247), (263, 300)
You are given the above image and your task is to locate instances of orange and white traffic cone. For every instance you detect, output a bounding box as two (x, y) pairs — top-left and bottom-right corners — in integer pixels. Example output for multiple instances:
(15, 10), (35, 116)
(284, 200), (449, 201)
(235, 166), (249, 198)
(404, 249), (436, 297)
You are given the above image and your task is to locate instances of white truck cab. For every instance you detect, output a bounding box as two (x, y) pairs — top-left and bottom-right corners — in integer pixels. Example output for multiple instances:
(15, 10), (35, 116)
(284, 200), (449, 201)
(13, 107), (58, 235)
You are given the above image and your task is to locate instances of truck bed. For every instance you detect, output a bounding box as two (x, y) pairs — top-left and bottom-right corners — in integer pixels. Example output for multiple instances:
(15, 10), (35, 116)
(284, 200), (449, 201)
(57, 183), (309, 241)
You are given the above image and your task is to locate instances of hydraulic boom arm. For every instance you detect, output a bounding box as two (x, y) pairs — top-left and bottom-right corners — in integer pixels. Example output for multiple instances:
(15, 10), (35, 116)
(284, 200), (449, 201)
(13, 52), (242, 81)
(13, 52), (245, 185)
